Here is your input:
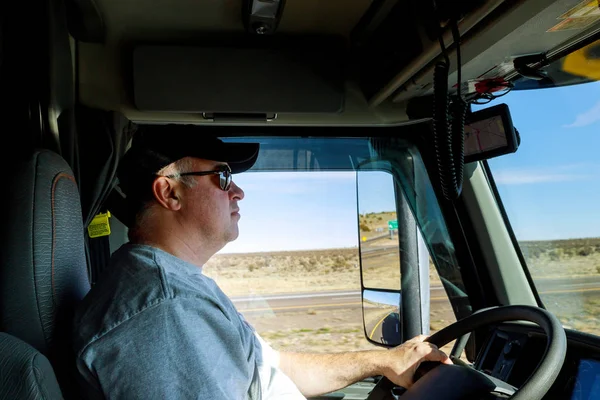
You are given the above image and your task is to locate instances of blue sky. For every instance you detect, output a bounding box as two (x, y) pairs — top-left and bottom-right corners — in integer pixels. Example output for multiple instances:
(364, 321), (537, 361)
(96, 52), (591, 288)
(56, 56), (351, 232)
(221, 80), (600, 254)
(222, 171), (359, 253)
(482, 80), (600, 241)
(221, 170), (396, 253)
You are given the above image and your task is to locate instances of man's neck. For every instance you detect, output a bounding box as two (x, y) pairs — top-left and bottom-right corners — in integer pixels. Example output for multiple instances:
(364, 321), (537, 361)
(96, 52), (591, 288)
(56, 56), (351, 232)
(134, 224), (220, 269)
(131, 207), (227, 268)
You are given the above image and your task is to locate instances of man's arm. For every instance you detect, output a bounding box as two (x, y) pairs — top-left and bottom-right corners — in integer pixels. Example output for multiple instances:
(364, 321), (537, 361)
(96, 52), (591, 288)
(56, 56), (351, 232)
(279, 335), (452, 397)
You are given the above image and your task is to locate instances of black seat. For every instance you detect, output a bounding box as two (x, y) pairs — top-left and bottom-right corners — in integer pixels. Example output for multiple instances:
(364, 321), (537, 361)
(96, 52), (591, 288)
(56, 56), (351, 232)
(0, 332), (63, 399)
(0, 149), (91, 399)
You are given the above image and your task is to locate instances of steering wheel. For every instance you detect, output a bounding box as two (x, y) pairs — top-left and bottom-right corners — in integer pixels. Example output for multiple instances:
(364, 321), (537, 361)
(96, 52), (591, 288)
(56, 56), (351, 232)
(366, 305), (567, 400)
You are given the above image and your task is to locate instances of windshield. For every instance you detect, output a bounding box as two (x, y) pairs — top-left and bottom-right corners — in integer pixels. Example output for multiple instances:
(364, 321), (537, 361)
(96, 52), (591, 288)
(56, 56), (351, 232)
(482, 77), (600, 335)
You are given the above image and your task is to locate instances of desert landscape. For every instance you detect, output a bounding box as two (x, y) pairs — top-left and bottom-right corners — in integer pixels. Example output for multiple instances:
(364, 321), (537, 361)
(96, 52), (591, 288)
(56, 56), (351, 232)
(203, 211), (600, 356)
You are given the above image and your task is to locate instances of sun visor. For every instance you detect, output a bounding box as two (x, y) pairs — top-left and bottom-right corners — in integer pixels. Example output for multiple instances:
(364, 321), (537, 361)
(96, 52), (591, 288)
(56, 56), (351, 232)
(132, 41), (346, 114)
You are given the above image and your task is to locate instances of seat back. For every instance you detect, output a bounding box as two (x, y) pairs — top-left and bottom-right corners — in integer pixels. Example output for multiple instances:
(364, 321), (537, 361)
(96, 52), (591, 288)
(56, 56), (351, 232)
(0, 149), (91, 398)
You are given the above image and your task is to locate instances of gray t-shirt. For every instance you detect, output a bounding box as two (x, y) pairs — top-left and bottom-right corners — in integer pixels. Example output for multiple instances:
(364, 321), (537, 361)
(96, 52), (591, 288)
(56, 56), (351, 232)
(72, 244), (304, 399)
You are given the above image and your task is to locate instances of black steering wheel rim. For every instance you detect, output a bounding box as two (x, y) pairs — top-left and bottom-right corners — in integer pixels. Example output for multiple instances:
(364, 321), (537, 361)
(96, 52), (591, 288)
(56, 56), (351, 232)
(427, 305), (566, 400)
(368, 305), (567, 400)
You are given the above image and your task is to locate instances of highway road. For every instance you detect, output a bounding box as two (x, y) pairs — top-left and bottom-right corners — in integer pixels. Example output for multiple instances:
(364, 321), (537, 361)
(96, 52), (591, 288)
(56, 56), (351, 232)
(231, 276), (600, 315)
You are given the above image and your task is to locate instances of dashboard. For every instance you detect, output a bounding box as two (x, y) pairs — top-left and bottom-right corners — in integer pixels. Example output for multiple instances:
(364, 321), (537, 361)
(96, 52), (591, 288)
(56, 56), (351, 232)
(474, 324), (600, 399)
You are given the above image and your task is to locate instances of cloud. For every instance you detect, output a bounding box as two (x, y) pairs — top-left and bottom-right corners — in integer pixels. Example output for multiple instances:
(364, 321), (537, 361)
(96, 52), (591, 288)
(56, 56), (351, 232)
(563, 101), (600, 128)
(493, 164), (595, 185)
(494, 172), (584, 185)
(238, 183), (314, 194)
(245, 171), (355, 181)
(238, 171), (356, 194)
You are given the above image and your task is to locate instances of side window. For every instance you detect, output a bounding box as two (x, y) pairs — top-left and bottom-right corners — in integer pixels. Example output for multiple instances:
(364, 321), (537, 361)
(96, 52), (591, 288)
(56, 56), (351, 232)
(203, 171), (380, 352)
(484, 80), (600, 336)
(109, 215), (129, 254)
(429, 258), (458, 355)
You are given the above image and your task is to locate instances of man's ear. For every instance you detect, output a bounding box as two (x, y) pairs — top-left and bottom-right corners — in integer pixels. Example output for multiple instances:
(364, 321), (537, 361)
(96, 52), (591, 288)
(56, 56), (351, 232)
(152, 176), (182, 211)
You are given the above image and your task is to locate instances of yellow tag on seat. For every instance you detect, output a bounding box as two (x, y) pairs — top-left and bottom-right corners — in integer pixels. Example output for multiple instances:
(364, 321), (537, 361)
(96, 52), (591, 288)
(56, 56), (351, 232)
(88, 211), (112, 238)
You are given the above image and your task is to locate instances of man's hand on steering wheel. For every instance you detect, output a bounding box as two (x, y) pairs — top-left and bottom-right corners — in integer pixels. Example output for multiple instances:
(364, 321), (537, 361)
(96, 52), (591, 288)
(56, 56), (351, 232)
(380, 334), (453, 389)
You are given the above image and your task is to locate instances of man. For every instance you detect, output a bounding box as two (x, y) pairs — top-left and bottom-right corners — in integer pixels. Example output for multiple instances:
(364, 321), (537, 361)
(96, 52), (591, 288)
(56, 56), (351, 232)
(72, 126), (451, 399)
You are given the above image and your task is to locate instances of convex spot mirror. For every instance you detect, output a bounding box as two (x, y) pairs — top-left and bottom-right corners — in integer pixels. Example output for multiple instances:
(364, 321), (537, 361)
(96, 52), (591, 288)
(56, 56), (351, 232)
(464, 103), (520, 163)
(362, 290), (401, 347)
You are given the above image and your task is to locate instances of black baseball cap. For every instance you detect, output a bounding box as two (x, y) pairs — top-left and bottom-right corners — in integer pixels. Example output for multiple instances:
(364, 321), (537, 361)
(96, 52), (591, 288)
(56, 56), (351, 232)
(117, 125), (259, 212)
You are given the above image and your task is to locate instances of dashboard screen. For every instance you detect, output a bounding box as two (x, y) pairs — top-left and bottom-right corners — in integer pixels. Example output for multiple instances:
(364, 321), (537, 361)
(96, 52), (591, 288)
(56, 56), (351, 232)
(571, 359), (600, 400)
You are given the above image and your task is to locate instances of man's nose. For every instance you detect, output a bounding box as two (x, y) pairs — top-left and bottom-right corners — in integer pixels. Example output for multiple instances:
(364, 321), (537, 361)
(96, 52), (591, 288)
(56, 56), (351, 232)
(229, 181), (244, 200)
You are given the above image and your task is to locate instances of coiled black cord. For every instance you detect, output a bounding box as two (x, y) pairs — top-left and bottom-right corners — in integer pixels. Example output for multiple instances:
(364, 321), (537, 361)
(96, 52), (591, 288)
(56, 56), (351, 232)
(432, 20), (468, 201)
(433, 61), (453, 201)
(450, 97), (467, 199)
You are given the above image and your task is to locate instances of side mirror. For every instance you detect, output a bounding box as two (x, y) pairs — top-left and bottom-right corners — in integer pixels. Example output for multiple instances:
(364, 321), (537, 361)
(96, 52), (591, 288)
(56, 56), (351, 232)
(356, 166), (403, 346)
(464, 103), (519, 163)
(356, 158), (432, 347)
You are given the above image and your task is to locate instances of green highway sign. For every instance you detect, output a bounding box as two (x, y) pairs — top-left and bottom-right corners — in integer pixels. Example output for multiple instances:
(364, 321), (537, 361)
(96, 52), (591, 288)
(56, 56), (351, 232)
(388, 220), (398, 230)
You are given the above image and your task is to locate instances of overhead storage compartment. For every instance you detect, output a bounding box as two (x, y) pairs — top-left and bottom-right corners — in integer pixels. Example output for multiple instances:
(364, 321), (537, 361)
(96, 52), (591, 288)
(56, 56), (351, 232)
(132, 37), (346, 114)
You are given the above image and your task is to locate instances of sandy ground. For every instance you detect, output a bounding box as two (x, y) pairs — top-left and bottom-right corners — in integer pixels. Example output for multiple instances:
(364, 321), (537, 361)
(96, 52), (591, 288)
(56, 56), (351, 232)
(244, 303), (458, 356)
(203, 241), (433, 297)
(203, 236), (600, 356)
(205, 247), (459, 356)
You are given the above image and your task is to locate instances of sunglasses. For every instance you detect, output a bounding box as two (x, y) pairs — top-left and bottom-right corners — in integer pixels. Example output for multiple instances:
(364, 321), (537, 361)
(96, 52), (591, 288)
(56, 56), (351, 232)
(165, 165), (232, 191)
